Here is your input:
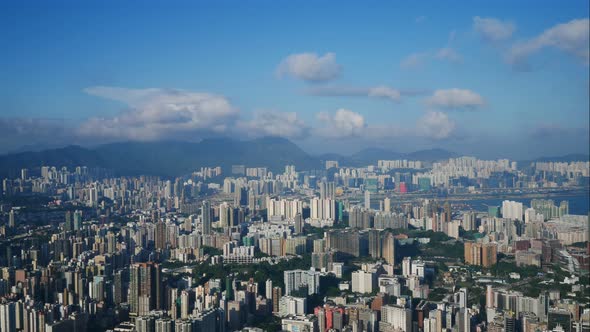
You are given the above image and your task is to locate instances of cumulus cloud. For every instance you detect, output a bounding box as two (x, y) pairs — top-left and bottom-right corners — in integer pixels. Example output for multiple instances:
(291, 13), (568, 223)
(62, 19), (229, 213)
(435, 47), (463, 63)
(237, 111), (309, 139)
(506, 18), (589, 67)
(473, 16), (516, 42)
(305, 85), (403, 102)
(401, 47), (463, 68)
(81, 87), (239, 141)
(276, 52), (341, 82)
(400, 52), (430, 69)
(426, 88), (485, 109)
(416, 111), (455, 139)
(316, 109), (366, 137)
(367, 86), (402, 101)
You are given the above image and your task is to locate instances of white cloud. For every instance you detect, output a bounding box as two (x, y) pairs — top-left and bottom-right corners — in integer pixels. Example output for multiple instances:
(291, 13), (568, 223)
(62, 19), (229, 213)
(81, 86), (239, 140)
(401, 47), (463, 68)
(506, 18), (589, 67)
(416, 111), (455, 139)
(426, 88), (485, 109)
(435, 47), (463, 63)
(473, 16), (516, 42)
(305, 85), (403, 102)
(237, 111), (309, 139)
(276, 52), (341, 82)
(400, 52), (430, 69)
(316, 109), (366, 137)
(367, 86), (402, 101)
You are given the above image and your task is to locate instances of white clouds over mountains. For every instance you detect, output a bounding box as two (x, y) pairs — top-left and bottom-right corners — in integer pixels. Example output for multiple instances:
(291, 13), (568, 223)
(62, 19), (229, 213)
(316, 109), (367, 138)
(238, 111), (309, 139)
(81, 87), (238, 140)
(77, 85), (476, 142)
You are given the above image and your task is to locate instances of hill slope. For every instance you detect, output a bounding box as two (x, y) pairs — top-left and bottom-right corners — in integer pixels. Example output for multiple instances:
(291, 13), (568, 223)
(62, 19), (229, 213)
(0, 137), (320, 178)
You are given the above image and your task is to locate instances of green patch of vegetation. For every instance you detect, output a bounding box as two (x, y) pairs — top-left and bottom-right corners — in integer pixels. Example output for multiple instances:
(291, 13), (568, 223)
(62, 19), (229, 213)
(202, 246), (222, 256)
(250, 316), (282, 332)
(428, 287), (449, 302)
(488, 261), (541, 279)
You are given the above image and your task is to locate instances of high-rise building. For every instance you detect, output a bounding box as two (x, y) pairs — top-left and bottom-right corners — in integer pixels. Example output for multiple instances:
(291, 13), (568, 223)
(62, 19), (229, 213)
(364, 190), (371, 210)
(383, 197), (391, 212)
(381, 305), (412, 332)
(284, 270), (320, 296)
(272, 287), (282, 313)
(504, 312), (516, 332)
(465, 241), (497, 267)
(382, 232), (396, 265)
(326, 229), (368, 257)
(0, 302), (16, 332)
(319, 181), (335, 200)
(8, 209), (15, 228)
(129, 262), (163, 316)
(368, 230), (382, 259)
(352, 270), (376, 294)
(265, 279), (273, 301)
(502, 200), (523, 221)
(548, 309), (572, 332)
(155, 220), (166, 250)
(458, 288), (468, 308)
(294, 213), (304, 234)
(201, 201), (211, 235)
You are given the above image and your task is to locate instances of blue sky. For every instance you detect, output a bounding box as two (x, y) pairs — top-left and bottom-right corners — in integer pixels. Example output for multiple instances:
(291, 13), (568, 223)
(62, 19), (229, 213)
(0, 1), (588, 159)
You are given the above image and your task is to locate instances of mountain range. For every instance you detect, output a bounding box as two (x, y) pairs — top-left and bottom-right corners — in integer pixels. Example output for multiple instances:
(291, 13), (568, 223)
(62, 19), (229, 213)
(0, 137), (456, 178)
(0, 137), (586, 178)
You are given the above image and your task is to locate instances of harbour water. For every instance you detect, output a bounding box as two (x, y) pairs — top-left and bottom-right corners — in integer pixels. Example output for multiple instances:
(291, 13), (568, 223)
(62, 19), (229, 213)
(451, 193), (590, 215)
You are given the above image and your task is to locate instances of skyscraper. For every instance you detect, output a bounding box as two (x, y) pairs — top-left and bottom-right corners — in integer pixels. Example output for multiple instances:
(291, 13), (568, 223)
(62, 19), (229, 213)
(155, 220), (166, 250)
(383, 197), (391, 212)
(0, 302), (16, 332)
(382, 232), (396, 265)
(129, 262), (163, 316)
(502, 200), (523, 221)
(284, 270), (320, 296)
(8, 209), (15, 228)
(265, 279), (273, 301)
(294, 213), (303, 234)
(364, 190), (371, 210)
(201, 200), (211, 235)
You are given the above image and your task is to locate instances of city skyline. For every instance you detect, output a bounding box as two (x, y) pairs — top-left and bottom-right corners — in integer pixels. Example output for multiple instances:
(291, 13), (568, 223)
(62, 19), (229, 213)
(1, 1), (589, 159)
(0, 2), (589, 331)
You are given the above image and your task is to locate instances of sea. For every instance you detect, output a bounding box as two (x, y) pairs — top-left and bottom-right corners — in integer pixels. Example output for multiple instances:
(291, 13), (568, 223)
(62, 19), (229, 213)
(449, 192), (590, 215)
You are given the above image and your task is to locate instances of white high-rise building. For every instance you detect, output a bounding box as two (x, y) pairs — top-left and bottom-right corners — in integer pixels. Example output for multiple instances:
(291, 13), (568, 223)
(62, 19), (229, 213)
(381, 305), (412, 332)
(458, 288), (468, 308)
(502, 200), (523, 221)
(278, 296), (307, 317)
(364, 190), (371, 210)
(310, 198), (336, 221)
(265, 279), (273, 300)
(383, 197), (391, 212)
(284, 270), (320, 296)
(0, 302), (16, 332)
(402, 257), (412, 277)
(352, 270), (376, 294)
